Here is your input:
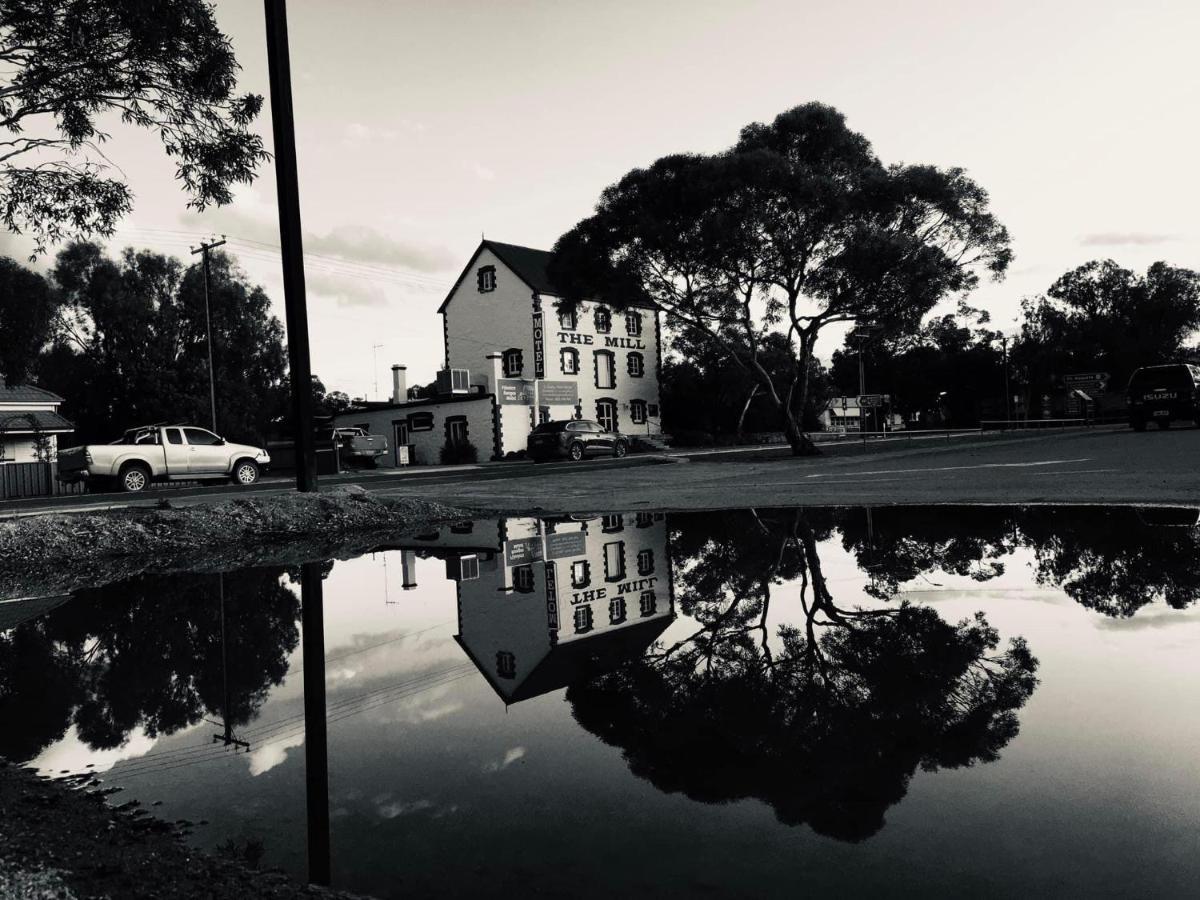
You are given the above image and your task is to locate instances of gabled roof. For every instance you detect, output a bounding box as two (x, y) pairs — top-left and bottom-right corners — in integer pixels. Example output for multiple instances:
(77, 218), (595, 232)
(0, 410), (74, 433)
(438, 240), (557, 314)
(0, 380), (64, 404)
(438, 238), (658, 314)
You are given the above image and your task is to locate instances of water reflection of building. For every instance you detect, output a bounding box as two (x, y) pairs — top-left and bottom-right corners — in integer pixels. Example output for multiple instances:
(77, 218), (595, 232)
(444, 513), (676, 703)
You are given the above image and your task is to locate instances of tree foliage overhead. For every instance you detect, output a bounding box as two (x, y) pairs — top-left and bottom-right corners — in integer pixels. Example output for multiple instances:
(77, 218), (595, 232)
(1014, 260), (1200, 393)
(550, 103), (1011, 453)
(0, 0), (267, 252)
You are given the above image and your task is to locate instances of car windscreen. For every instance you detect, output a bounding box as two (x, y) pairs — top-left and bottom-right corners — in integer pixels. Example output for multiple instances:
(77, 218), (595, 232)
(532, 422), (571, 433)
(1128, 367), (1192, 389)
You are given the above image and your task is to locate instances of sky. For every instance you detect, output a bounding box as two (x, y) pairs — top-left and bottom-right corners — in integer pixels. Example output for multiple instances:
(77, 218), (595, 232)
(3, 0), (1198, 398)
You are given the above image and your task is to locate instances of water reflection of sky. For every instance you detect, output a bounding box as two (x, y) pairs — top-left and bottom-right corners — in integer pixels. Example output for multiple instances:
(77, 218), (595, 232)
(6, 507), (1200, 898)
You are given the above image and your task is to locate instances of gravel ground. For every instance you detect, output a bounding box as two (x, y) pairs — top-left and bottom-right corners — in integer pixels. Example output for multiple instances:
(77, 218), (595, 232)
(0, 486), (480, 593)
(0, 761), (370, 899)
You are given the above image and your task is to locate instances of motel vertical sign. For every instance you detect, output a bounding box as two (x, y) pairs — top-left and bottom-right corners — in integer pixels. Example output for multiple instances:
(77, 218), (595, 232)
(532, 310), (545, 379)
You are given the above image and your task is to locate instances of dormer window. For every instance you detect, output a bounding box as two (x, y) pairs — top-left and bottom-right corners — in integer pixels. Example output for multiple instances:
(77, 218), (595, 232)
(625, 310), (642, 336)
(594, 306), (611, 334)
(477, 265), (496, 293)
(502, 348), (524, 377)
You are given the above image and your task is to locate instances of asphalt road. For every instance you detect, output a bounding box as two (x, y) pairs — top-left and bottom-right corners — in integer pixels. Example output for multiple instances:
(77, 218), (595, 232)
(3, 426), (1195, 518)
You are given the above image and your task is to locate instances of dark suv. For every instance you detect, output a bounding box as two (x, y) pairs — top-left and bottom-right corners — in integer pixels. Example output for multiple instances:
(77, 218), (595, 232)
(1127, 364), (1200, 430)
(527, 419), (631, 461)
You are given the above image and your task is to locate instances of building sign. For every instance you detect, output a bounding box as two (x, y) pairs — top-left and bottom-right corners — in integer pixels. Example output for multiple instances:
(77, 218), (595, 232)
(532, 311), (546, 379)
(505, 537), (543, 566)
(498, 379), (534, 405)
(1063, 372), (1109, 392)
(539, 381), (578, 406)
(545, 531), (587, 560)
(858, 394), (884, 408)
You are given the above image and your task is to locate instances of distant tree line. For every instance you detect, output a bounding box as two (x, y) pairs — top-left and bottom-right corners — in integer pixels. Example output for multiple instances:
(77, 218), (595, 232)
(0, 243), (343, 446)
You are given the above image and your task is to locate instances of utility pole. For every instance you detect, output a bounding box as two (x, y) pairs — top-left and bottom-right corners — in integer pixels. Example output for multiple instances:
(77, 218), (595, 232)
(850, 327), (879, 448)
(264, 0), (317, 492)
(191, 237), (226, 433)
(1001, 335), (1012, 424)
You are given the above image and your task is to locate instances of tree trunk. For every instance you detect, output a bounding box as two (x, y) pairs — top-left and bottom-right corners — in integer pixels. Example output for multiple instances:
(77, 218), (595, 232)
(781, 405), (818, 456)
(735, 385), (759, 439)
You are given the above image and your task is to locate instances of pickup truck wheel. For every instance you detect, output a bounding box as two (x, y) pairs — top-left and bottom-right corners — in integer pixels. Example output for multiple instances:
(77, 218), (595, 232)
(118, 463), (150, 493)
(233, 459), (260, 486)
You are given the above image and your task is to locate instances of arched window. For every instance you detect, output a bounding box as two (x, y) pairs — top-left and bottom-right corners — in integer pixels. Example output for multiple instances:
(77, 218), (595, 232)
(630, 399), (647, 424)
(639, 590), (657, 617)
(627, 352), (644, 378)
(594, 350), (616, 389)
(625, 310), (642, 336)
(637, 548), (654, 576)
(609, 597), (627, 625)
(594, 306), (612, 334)
(502, 348), (524, 377)
(560, 347), (579, 375)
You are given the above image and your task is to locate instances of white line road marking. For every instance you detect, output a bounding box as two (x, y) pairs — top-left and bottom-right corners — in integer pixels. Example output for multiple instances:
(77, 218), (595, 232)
(802, 458), (1092, 480)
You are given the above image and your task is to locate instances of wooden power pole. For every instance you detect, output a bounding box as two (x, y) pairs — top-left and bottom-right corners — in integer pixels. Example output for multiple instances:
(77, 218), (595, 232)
(191, 237), (225, 433)
(264, 0), (317, 492)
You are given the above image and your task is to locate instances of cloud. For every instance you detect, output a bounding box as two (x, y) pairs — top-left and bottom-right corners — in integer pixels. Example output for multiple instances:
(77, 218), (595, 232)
(306, 271), (389, 307)
(482, 746), (526, 773)
(1080, 232), (1179, 247)
(305, 224), (455, 272)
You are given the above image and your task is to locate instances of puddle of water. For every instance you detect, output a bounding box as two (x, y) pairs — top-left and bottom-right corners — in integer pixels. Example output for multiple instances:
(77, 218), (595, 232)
(2, 506), (1199, 898)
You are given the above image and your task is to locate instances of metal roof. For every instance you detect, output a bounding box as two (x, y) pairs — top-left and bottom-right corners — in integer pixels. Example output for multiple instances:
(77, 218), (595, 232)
(0, 410), (75, 433)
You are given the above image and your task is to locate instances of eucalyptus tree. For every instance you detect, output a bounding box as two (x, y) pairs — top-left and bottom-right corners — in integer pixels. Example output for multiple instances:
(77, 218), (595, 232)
(550, 103), (1011, 453)
(0, 0), (267, 252)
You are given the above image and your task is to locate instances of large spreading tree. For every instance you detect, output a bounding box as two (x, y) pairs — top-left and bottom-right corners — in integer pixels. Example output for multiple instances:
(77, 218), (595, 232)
(0, 0), (266, 252)
(549, 103), (1012, 454)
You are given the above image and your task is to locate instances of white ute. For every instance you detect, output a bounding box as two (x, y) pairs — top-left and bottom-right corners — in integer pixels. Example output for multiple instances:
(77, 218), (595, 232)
(58, 424), (272, 493)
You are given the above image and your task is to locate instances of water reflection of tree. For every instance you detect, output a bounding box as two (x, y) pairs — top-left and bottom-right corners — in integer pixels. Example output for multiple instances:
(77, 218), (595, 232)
(1018, 507), (1200, 617)
(834, 505), (1200, 618)
(568, 509), (1037, 842)
(0, 568), (299, 761)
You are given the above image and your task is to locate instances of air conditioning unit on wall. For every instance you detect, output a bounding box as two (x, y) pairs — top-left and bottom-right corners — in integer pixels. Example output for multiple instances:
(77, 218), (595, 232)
(437, 368), (470, 394)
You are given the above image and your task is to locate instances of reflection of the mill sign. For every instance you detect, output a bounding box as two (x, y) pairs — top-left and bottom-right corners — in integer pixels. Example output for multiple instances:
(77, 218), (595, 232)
(447, 513), (675, 703)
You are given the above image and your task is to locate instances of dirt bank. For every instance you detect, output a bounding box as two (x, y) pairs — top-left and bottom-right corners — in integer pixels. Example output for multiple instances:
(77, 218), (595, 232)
(0, 487), (480, 596)
(0, 760), (369, 899)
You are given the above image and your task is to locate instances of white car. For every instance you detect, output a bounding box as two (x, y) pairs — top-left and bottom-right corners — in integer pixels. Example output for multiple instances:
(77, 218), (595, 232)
(58, 425), (272, 493)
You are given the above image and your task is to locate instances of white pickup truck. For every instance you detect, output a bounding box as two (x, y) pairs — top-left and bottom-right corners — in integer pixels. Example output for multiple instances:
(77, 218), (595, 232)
(58, 425), (272, 493)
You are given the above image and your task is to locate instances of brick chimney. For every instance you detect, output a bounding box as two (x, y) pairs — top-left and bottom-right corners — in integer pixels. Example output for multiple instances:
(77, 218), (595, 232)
(391, 365), (407, 404)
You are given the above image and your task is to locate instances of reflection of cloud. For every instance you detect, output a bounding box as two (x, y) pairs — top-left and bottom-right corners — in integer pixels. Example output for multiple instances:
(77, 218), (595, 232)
(248, 732), (304, 776)
(378, 798), (435, 819)
(470, 161), (496, 181)
(33, 726), (157, 776)
(416, 702), (463, 722)
(1080, 232), (1178, 246)
(482, 746), (526, 773)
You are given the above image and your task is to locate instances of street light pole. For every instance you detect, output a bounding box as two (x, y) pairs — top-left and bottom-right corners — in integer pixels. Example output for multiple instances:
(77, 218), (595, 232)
(191, 237), (226, 433)
(264, 0), (317, 492)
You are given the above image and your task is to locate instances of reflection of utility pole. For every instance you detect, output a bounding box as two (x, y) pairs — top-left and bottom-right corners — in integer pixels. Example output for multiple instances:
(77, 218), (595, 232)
(372, 344), (384, 400)
(191, 237), (226, 433)
(300, 561), (331, 886)
(212, 574), (250, 752)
